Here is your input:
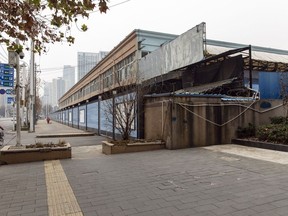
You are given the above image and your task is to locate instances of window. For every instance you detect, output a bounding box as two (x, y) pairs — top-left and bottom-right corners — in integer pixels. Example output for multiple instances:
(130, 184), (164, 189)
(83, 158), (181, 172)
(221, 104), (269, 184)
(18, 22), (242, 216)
(69, 111), (72, 122)
(79, 109), (85, 123)
(84, 85), (90, 96)
(103, 69), (113, 88)
(95, 77), (100, 91)
(115, 53), (136, 83)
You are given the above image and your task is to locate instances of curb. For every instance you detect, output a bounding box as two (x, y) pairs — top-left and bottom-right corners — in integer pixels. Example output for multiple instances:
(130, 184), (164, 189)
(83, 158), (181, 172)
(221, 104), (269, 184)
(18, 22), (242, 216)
(36, 133), (95, 138)
(232, 138), (288, 152)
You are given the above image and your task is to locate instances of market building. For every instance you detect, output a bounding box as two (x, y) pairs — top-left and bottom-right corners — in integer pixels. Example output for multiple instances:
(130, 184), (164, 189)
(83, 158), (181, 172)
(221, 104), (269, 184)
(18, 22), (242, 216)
(54, 23), (288, 148)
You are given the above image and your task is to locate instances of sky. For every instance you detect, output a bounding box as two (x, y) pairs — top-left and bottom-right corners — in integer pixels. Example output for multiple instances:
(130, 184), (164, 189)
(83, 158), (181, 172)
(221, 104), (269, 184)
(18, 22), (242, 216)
(1, 0), (288, 84)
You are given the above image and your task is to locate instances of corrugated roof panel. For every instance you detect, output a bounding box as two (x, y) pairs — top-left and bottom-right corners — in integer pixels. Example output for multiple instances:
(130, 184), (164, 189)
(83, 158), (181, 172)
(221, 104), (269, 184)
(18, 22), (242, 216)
(207, 45), (288, 64)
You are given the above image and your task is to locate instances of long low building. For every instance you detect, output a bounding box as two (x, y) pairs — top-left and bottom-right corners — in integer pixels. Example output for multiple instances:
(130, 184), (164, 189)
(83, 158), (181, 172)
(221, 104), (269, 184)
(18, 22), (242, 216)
(58, 29), (178, 109)
(54, 22), (288, 142)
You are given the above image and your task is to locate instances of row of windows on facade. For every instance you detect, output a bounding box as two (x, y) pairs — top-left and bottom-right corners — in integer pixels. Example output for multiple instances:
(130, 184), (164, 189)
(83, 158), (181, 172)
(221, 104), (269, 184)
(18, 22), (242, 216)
(60, 53), (135, 107)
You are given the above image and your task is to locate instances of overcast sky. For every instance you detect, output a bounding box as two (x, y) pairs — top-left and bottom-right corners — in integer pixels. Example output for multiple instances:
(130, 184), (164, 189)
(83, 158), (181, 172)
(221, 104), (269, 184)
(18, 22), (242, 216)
(1, 0), (288, 83)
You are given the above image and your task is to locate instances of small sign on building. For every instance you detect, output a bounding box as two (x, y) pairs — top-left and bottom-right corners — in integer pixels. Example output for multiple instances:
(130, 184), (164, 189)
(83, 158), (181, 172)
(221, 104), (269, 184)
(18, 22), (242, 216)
(7, 96), (15, 104)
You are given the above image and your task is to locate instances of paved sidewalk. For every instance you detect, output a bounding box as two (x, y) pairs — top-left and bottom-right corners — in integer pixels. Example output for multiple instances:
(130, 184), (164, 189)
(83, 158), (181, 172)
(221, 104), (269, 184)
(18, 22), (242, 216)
(1, 121), (288, 215)
(4, 120), (105, 147)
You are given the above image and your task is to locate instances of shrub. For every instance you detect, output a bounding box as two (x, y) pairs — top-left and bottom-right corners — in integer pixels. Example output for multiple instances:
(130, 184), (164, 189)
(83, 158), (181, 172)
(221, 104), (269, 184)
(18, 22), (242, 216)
(237, 123), (256, 138)
(256, 124), (288, 144)
(26, 139), (67, 148)
(270, 116), (288, 124)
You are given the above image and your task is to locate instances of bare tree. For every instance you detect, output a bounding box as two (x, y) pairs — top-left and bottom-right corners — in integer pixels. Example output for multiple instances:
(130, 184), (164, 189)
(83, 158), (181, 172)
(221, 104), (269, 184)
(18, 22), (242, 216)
(102, 60), (147, 141)
(108, 90), (136, 140)
(35, 96), (42, 117)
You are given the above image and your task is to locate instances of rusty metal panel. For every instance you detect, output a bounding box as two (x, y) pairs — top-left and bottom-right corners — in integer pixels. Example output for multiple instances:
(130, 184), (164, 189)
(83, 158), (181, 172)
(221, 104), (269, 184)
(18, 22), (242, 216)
(139, 23), (205, 82)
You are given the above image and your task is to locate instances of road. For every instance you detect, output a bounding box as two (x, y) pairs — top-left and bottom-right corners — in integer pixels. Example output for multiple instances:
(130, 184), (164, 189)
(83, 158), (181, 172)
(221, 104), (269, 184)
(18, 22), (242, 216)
(0, 117), (14, 131)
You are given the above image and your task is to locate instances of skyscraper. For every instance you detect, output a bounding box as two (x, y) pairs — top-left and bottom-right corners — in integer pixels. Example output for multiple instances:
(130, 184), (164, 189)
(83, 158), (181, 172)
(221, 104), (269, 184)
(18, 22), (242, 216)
(45, 77), (65, 108)
(77, 51), (108, 81)
(63, 65), (75, 92)
(43, 81), (53, 114)
(56, 78), (65, 103)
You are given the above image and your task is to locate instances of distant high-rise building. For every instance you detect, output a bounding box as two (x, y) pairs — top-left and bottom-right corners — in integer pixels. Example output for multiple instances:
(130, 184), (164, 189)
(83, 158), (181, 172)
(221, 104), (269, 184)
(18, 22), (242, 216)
(56, 77), (65, 101)
(43, 82), (52, 105)
(51, 79), (58, 107)
(43, 81), (53, 112)
(77, 51), (108, 81)
(45, 77), (65, 108)
(63, 65), (75, 92)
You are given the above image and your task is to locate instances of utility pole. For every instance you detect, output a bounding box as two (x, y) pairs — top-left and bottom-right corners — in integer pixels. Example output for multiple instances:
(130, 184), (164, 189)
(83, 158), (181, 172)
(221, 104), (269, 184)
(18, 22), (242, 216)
(249, 45), (253, 89)
(29, 40), (35, 132)
(34, 63), (37, 127)
(15, 46), (21, 146)
(8, 39), (24, 146)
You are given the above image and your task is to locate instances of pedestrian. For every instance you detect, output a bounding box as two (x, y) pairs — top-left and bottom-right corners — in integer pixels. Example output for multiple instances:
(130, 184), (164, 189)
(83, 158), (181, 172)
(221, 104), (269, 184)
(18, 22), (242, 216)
(46, 116), (50, 124)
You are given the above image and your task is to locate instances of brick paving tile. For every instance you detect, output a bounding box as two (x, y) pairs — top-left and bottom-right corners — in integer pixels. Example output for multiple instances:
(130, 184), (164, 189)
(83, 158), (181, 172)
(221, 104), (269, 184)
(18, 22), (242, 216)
(3, 121), (288, 216)
(58, 146), (288, 216)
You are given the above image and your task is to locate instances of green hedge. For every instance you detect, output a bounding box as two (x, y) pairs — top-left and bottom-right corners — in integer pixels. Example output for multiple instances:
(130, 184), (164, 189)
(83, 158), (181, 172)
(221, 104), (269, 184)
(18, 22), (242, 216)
(269, 116), (288, 124)
(236, 116), (288, 144)
(236, 123), (255, 138)
(256, 124), (288, 144)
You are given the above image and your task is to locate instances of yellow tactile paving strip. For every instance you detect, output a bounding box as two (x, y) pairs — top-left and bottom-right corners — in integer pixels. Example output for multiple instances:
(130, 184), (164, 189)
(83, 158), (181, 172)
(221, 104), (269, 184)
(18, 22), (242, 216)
(44, 160), (83, 216)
